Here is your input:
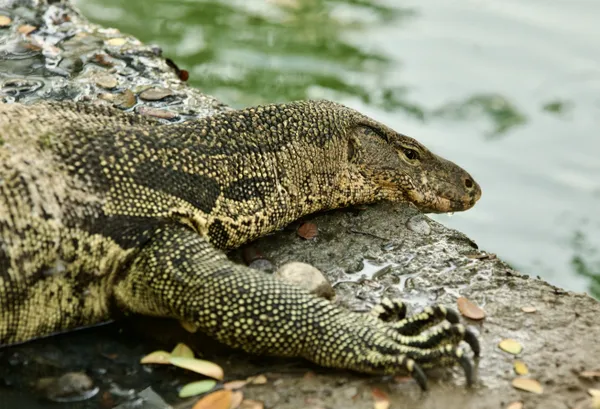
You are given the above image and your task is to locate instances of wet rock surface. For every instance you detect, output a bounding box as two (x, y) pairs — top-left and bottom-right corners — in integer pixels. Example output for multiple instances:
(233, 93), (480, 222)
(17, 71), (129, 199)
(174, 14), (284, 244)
(1, 1), (599, 408)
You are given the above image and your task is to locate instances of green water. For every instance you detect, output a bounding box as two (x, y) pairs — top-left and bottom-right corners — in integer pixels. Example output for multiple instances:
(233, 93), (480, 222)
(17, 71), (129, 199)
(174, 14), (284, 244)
(74, 0), (600, 298)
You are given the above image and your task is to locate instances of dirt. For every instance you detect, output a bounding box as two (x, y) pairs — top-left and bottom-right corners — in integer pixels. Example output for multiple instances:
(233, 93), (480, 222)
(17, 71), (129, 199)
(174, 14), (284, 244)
(0, 1), (599, 408)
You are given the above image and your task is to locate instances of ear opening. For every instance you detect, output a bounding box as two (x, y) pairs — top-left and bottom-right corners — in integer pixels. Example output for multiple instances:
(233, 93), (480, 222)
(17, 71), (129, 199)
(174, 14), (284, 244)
(347, 133), (361, 162)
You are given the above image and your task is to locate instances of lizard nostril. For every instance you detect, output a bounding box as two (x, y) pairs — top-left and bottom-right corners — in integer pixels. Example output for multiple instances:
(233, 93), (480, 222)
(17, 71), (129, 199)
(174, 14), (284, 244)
(464, 178), (474, 190)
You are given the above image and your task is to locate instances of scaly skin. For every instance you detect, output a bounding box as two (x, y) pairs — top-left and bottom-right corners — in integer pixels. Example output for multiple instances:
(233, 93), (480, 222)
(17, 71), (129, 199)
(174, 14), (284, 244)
(0, 100), (481, 388)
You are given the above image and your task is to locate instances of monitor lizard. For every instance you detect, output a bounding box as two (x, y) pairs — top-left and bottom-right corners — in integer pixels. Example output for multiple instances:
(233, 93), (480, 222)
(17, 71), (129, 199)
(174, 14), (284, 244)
(0, 100), (481, 389)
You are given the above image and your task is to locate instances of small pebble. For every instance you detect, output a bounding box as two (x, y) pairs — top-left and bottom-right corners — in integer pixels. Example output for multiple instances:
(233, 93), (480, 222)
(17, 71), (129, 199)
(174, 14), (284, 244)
(275, 262), (335, 299)
(36, 372), (99, 403)
(139, 87), (173, 101)
(95, 73), (118, 89)
(406, 215), (431, 235)
(136, 106), (178, 120)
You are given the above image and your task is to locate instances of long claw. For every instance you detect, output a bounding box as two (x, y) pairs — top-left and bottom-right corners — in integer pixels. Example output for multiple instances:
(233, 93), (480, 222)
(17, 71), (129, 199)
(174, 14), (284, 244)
(445, 307), (460, 324)
(403, 357), (428, 391)
(456, 349), (475, 387)
(464, 327), (481, 357)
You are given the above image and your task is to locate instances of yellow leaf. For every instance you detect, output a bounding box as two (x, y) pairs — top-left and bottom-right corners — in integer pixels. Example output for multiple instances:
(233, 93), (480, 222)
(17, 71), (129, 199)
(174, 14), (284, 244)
(589, 389), (600, 397)
(506, 402), (523, 409)
(521, 306), (536, 313)
(511, 378), (543, 394)
(171, 343), (194, 358)
(106, 38), (127, 46)
(499, 339), (522, 355)
(140, 350), (171, 364)
(513, 360), (529, 375)
(223, 380), (248, 390)
(230, 390), (244, 409)
(192, 389), (232, 409)
(178, 380), (217, 398)
(0, 16), (12, 27)
(240, 400), (264, 409)
(247, 375), (267, 385)
(169, 357), (224, 380)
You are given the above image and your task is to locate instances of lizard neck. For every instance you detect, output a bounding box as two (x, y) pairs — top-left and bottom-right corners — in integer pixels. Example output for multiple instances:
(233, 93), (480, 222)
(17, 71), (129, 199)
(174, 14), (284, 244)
(203, 137), (383, 249)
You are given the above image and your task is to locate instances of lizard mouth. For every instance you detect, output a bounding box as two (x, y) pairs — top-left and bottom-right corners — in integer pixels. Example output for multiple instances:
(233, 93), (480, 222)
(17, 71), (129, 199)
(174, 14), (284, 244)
(408, 190), (481, 214)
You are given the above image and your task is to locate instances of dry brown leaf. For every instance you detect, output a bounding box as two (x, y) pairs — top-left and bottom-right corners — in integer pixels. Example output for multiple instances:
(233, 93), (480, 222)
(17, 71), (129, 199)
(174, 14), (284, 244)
(192, 389), (232, 409)
(17, 24), (37, 35)
(240, 400), (264, 409)
(521, 306), (537, 313)
(297, 222), (318, 239)
(499, 339), (523, 355)
(169, 357), (224, 380)
(511, 377), (543, 394)
(457, 297), (486, 320)
(513, 360), (529, 375)
(371, 387), (390, 409)
(171, 342), (194, 358)
(140, 350), (171, 364)
(247, 374), (267, 385)
(230, 391), (244, 409)
(223, 380), (248, 390)
(0, 15), (11, 27)
(506, 401), (523, 409)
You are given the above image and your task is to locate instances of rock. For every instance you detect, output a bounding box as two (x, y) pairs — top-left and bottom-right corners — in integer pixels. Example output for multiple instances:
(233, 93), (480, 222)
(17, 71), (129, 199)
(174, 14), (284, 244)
(275, 262), (335, 299)
(36, 372), (98, 403)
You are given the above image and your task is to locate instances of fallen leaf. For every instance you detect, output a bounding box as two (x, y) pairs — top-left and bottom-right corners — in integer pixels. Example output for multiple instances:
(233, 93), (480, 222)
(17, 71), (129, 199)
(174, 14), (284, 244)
(521, 306), (537, 313)
(511, 378), (543, 394)
(581, 371), (600, 379)
(513, 360), (529, 375)
(179, 380), (217, 398)
(499, 339), (523, 355)
(140, 350), (171, 364)
(169, 357), (224, 380)
(180, 320), (199, 333)
(230, 391), (244, 409)
(371, 387), (390, 409)
(192, 389), (232, 409)
(247, 375), (267, 385)
(17, 24), (36, 35)
(224, 380), (248, 390)
(0, 15), (11, 27)
(590, 389), (600, 397)
(106, 38), (127, 46)
(171, 342), (194, 358)
(457, 297), (486, 320)
(297, 222), (318, 239)
(506, 401), (523, 409)
(240, 400), (264, 409)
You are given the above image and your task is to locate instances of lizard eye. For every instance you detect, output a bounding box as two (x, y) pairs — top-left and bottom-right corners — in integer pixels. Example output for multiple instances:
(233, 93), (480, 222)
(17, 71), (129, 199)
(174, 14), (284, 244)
(402, 148), (419, 161)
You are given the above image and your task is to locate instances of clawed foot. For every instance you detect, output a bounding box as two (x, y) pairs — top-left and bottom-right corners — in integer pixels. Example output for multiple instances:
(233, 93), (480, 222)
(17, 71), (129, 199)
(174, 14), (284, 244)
(365, 297), (480, 390)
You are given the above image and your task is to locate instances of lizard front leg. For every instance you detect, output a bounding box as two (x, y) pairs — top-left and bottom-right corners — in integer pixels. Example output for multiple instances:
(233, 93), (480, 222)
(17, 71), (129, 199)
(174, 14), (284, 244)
(112, 223), (478, 389)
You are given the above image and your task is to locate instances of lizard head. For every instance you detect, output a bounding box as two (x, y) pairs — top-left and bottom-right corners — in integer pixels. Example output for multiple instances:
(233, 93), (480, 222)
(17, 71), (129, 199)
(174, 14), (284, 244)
(342, 107), (482, 213)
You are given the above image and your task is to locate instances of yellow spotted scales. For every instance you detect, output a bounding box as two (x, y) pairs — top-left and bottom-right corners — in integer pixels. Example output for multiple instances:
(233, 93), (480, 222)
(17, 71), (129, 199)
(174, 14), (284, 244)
(0, 100), (481, 389)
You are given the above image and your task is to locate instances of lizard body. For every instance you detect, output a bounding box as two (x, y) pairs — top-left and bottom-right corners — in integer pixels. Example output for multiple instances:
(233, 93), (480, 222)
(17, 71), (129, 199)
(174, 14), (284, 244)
(0, 100), (481, 388)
